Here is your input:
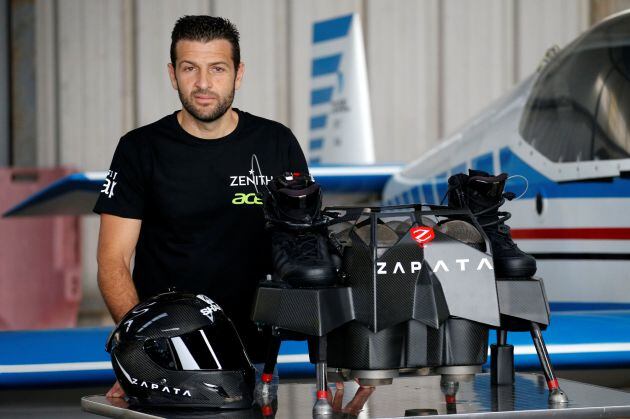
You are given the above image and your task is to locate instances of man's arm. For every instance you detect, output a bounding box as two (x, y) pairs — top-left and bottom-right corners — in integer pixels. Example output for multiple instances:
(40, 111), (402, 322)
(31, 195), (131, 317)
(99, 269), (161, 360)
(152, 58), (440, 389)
(97, 213), (142, 323)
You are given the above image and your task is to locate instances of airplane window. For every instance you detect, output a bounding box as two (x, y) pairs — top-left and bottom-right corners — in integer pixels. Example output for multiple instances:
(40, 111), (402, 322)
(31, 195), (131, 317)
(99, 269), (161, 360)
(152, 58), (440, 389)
(519, 16), (630, 162)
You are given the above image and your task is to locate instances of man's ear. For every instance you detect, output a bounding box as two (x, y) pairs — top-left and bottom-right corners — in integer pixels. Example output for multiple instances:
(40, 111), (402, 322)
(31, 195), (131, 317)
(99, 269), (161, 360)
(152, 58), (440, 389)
(167, 63), (178, 91)
(234, 62), (245, 91)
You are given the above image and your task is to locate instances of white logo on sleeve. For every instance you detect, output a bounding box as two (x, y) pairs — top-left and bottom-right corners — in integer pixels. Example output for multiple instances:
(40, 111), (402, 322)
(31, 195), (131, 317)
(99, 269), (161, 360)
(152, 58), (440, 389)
(101, 170), (118, 198)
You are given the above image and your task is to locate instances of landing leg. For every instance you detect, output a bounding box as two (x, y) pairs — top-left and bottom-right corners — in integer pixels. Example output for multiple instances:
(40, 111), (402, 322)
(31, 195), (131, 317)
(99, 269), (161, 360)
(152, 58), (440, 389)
(491, 329), (515, 385)
(261, 336), (281, 388)
(440, 376), (459, 414)
(530, 322), (569, 404)
(309, 336), (333, 416)
(255, 334), (281, 416)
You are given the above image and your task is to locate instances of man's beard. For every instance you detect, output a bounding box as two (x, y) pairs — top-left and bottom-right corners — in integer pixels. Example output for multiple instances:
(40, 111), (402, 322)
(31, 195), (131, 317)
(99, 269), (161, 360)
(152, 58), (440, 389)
(177, 83), (235, 123)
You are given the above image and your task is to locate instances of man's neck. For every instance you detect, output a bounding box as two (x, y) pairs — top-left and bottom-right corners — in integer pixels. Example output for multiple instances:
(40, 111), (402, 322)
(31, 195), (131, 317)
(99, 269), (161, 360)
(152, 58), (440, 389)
(177, 108), (239, 140)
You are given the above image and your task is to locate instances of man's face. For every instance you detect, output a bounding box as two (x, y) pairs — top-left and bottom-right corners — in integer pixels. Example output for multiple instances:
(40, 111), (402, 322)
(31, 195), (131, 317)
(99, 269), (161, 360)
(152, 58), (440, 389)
(168, 39), (244, 123)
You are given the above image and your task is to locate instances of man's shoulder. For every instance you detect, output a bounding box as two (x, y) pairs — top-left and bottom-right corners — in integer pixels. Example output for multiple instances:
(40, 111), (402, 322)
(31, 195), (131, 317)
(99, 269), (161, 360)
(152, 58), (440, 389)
(120, 113), (175, 145)
(239, 110), (294, 137)
(126, 113), (174, 138)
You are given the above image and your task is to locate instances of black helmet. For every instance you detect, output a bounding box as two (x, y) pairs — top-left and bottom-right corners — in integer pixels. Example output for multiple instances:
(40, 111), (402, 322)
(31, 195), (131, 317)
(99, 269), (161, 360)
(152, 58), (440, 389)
(264, 172), (323, 226)
(106, 292), (256, 409)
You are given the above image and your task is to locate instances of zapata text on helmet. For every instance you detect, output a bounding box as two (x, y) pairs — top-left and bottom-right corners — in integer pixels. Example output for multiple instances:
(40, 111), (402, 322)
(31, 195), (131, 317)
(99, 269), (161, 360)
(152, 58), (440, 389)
(127, 376), (193, 397)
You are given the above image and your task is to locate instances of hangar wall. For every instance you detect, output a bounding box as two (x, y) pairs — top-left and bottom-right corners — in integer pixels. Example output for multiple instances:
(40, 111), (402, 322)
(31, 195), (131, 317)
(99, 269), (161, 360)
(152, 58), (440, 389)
(34, 0), (592, 168)
(23, 0), (607, 319)
(0, 0), (8, 167)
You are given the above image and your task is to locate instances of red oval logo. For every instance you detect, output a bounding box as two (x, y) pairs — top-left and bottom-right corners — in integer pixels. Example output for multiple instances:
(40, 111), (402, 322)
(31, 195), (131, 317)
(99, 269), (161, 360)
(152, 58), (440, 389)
(410, 226), (435, 247)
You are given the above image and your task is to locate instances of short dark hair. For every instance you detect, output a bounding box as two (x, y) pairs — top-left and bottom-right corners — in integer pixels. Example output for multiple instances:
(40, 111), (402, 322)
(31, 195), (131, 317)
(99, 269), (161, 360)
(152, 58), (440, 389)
(170, 15), (240, 70)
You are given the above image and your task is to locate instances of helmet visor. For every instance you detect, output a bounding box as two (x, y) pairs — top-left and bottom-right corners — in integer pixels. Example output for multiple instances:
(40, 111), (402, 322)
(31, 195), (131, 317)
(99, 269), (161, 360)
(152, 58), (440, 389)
(275, 183), (321, 222)
(145, 326), (252, 371)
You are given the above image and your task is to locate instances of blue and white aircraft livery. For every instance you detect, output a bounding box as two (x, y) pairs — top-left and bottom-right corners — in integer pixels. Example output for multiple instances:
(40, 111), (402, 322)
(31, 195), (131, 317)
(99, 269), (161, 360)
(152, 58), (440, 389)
(309, 14), (375, 165)
(382, 11), (630, 311)
(4, 11), (630, 385)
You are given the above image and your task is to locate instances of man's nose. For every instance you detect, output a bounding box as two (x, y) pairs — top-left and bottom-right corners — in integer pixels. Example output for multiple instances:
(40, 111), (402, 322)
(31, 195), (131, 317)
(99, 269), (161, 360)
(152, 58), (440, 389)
(195, 71), (212, 89)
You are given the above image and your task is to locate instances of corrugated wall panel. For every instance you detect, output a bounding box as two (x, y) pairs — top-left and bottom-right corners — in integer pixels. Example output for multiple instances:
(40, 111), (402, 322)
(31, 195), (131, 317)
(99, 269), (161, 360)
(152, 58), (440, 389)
(135, 0), (211, 127)
(56, 0), (130, 318)
(592, 0), (630, 23)
(57, 0), (127, 168)
(213, 0), (290, 125)
(366, 0), (440, 162)
(35, 0), (57, 167)
(441, 0), (515, 137)
(0, 0), (7, 167)
(516, 0), (589, 81)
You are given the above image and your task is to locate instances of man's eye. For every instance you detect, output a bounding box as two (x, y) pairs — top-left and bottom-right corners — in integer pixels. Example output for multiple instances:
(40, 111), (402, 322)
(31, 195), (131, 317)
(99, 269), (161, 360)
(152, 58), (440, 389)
(183, 66), (194, 72)
(211, 67), (226, 73)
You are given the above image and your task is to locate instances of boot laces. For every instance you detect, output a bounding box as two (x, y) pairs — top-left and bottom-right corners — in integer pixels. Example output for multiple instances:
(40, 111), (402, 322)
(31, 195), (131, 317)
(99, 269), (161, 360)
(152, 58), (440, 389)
(441, 184), (517, 247)
(282, 233), (323, 264)
(474, 193), (515, 228)
(476, 192), (517, 249)
(441, 183), (516, 228)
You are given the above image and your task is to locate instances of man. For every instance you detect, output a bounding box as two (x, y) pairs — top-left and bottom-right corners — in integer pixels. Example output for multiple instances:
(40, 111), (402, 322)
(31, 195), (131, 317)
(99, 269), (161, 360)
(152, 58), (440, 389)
(95, 15), (307, 398)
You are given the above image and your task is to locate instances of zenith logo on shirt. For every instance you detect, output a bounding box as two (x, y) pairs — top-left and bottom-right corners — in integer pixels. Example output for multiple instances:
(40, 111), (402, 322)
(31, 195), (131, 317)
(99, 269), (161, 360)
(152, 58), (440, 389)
(229, 155), (269, 206)
(100, 170), (118, 198)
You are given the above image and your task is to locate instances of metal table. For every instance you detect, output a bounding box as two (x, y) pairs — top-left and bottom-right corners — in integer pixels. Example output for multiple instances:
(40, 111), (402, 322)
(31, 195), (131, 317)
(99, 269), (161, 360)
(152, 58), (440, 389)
(82, 373), (630, 418)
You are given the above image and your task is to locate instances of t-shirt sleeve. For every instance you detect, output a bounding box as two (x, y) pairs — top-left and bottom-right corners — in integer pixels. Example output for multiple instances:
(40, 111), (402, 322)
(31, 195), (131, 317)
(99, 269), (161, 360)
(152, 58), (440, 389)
(283, 128), (309, 174)
(93, 136), (147, 219)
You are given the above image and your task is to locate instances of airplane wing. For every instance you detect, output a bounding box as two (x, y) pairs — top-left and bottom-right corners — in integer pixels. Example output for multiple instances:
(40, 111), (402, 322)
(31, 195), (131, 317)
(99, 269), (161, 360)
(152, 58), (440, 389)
(2, 310), (629, 386)
(2, 165), (402, 217)
(2, 171), (109, 217)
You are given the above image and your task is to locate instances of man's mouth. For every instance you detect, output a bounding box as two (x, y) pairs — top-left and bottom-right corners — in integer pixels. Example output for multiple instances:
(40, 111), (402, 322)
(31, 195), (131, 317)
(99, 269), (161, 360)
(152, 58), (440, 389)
(193, 93), (217, 104)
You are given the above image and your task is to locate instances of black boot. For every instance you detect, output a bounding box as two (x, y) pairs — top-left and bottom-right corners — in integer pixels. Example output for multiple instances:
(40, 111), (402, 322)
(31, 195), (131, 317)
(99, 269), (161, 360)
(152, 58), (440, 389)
(447, 170), (537, 278)
(263, 173), (337, 288)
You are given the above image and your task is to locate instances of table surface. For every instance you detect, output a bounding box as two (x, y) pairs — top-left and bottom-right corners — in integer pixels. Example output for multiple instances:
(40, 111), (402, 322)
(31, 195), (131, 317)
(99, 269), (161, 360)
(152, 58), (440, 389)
(82, 372), (630, 418)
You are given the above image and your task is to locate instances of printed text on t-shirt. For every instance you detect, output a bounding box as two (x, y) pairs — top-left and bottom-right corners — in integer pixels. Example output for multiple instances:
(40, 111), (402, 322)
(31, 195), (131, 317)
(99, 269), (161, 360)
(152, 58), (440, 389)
(101, 170), (118, 198)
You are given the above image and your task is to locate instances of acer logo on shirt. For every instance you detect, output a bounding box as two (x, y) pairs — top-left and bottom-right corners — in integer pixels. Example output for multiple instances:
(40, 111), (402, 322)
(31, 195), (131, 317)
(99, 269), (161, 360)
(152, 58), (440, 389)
(231, 193), (262, 205)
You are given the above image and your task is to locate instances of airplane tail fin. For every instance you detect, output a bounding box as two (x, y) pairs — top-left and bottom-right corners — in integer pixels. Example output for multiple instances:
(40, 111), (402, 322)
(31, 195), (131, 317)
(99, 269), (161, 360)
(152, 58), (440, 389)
(309, 14), (375, 165)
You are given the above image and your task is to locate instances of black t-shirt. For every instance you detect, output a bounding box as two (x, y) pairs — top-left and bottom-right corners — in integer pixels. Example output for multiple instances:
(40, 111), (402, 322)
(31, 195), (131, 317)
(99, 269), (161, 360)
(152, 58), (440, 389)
(94, 109), (308, 362)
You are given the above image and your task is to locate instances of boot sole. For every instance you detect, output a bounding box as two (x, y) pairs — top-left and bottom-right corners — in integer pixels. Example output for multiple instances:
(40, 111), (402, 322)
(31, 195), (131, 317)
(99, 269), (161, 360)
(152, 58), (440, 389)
(494, 259), (537, 278)
(279, 267), (338, 288)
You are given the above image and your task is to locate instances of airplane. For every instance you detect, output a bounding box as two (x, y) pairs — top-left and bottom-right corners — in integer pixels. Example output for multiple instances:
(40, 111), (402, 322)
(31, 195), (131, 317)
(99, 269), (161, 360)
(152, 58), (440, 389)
(3, 11), (630, 387)
(381, 10), (630, 311)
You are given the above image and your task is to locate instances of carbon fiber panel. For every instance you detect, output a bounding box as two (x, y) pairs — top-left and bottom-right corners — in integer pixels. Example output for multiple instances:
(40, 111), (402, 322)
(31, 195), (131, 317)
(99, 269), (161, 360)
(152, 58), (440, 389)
(119, 301), (217, 341)
(497, 278), (550, 326)
(327, 321), (406, 370)
(375, 234), (425, 332)
(250, 287), (354, 336)
(342, 230), (376, 328)
(112, 342), (254, 409)
(325, 318), (489, 370)
(440, 319), (489, 366)
(412, 271), (450, 329)
(405, 320), (429, 366)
